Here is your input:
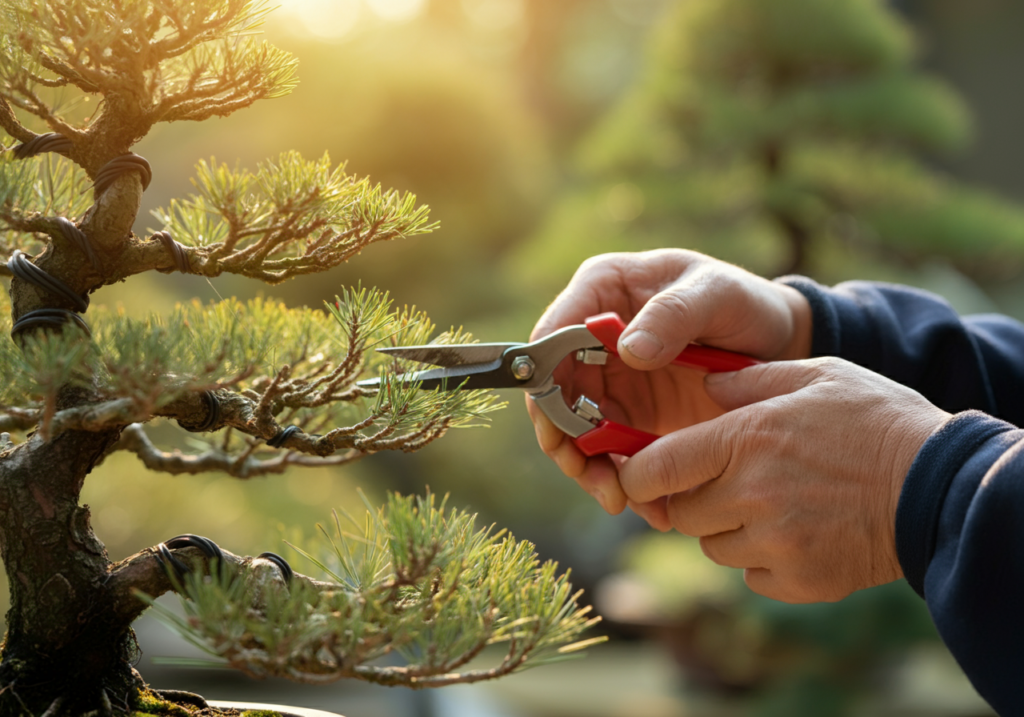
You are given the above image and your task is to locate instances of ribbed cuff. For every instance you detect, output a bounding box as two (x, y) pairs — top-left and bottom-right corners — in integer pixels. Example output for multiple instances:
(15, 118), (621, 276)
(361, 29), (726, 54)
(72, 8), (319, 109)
(896, 410), (1013, 597)
(775, 275), (840, 358)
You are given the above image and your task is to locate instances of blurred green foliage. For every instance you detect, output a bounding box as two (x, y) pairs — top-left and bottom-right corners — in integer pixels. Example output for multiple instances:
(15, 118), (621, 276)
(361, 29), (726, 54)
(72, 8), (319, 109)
(609, 533), (939, 715)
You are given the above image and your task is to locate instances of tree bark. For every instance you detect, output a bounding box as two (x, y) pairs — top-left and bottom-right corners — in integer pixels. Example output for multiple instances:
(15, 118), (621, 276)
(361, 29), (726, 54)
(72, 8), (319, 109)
(0, 425), (144, 717)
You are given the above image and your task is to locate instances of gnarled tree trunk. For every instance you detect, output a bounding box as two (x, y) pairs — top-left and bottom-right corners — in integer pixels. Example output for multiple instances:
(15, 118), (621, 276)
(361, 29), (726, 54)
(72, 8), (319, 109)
(0, 426), (141, 717)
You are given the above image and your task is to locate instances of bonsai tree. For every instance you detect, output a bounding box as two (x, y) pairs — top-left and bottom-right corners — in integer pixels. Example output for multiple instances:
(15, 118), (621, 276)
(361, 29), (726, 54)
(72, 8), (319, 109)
(0, 2), (600, 716)
(516, 0), (1024, 288)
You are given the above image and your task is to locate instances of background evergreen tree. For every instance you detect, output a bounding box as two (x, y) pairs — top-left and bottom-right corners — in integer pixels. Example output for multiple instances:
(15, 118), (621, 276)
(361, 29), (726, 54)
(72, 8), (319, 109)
(0, 2), (600, 716)
(502, 0), (1024, 713)
(514, 0), (1024, 292)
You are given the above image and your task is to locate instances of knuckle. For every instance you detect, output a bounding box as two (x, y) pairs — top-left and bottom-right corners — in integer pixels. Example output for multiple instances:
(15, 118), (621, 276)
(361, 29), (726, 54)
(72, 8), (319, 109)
(806, 355), (850, 380)
(665, 493), (699, 536)
(639, 289), (699, 333)
(698, 535), (725, 565)
(577, 252), (626, 278)
(637, 445), (682, 500)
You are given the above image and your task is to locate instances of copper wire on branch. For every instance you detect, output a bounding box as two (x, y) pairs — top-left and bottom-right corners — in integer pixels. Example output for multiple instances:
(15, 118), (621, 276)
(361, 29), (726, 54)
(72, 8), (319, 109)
(155, 534), (227, 582)
(181, 390), (221, 433)
(256, 552), (294, 585)
(267, 424), (301, 448)
(154, 543), (190, 583)
(11, 308), (91, 339)
(10, 132), (73, 159)
(7, 250), (88, 312)
(152, 230), (191, 273)
(55, 217), (100, 271)
(92, 153), (152, 196)
(152, 535), (294, 587)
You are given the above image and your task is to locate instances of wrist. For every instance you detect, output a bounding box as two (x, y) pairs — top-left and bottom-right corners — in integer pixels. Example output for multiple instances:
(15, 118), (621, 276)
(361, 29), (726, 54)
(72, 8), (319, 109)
(776, 284), (813, 360)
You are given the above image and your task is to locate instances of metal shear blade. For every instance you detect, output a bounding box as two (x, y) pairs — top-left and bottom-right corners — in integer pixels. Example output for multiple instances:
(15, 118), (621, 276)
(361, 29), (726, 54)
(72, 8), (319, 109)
(356, 326), (602, 393)
(356, 343), (525, 391)
(375, 343), (520, 367)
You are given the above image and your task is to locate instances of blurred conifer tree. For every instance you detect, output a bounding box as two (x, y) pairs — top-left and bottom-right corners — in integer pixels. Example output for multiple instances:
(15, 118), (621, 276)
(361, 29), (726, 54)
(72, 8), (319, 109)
(515, 0), (1024, 289)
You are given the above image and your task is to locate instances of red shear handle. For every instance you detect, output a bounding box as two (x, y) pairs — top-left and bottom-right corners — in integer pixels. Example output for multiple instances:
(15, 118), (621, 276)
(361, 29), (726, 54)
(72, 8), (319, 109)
(572, 420), (658, 458)
(585, 312), (762, 373)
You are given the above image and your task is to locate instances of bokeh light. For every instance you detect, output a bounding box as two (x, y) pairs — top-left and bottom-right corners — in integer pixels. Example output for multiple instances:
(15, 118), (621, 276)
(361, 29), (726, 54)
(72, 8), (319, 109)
(278, 0), (361, 39)
(461, 0), (524, 30)
(365, 0), (426, 22)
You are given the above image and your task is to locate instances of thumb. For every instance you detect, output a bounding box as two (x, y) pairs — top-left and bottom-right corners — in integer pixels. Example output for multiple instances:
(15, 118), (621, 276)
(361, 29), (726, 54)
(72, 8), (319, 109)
(704, 360), (822, 411)
(619, 290), (707, 370)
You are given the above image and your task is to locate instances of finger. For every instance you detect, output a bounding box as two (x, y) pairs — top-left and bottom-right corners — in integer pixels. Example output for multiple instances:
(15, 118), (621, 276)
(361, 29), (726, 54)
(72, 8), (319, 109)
(703, 359), (823, 412)
(530, 254), (629, 341)
(619, 419), (732, 504)
(742, 568), (813, 604)
(698, 529), (763, 570)
(526, 394), (564, 453)
(666, 483), (745, 538)
(619, 279), (709, 370)
(531, 250), (705, 341)
(525, 397), (628, 514)
(628, 497), (671, 531)
(579, 457), (628, 515)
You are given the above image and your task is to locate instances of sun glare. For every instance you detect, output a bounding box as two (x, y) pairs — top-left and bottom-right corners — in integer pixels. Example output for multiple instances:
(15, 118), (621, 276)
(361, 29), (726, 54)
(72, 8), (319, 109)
(279, 0), (361, 39)
(365, 0), (427, 22)
(276, 0), (426, 39)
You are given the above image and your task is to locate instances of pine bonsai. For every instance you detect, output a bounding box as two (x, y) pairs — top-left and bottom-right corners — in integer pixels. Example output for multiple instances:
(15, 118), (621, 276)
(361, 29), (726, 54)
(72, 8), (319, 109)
(0, 2), (600, 716)
(518, 0), (1024, 285)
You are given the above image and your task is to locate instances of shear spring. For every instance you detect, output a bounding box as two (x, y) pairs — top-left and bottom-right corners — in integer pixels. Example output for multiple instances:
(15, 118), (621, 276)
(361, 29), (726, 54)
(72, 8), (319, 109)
(576, 349), (609, 365)
(572, 396), (604, 425)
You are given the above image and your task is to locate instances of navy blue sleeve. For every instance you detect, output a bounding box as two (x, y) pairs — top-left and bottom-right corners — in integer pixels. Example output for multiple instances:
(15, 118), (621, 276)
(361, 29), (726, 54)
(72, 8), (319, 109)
(779, 276), (1024, 424)
(777, 277), (1024, 715)
(898, 414), (1024, 716)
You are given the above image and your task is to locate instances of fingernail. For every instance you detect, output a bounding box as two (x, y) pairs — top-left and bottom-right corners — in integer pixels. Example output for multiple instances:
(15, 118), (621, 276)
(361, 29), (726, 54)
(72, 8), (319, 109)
(621, 329), (663, 362)
(705, 370), (738, 384)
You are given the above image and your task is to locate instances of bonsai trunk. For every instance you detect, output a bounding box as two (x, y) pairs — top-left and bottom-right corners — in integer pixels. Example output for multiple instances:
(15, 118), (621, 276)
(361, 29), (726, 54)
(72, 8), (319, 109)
(762, 142), (811, 276)
(0, 425), (142, 717)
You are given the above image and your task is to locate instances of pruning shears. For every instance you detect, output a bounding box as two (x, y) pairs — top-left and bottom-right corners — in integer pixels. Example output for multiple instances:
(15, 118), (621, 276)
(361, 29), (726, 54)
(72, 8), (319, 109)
(356, 312), (761, 457)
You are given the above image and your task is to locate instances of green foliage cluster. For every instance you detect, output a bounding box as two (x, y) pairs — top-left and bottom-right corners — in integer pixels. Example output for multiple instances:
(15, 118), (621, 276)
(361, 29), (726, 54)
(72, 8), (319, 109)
(0, 0), (298, 121)
(145, 492), (602, 686)
(153, 151), (435, 283)
(0, 153), (91, 253)
(0, 284), (497, 445)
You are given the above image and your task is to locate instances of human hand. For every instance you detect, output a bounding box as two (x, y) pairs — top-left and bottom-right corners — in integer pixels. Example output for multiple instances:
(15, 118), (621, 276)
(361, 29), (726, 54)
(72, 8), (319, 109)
(619, 357), (951, 603)
(526, 249), (813, 518)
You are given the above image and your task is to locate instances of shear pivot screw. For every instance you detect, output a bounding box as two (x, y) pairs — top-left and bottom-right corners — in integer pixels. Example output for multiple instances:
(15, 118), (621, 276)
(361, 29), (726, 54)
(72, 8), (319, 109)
(511, 356), (536, 381)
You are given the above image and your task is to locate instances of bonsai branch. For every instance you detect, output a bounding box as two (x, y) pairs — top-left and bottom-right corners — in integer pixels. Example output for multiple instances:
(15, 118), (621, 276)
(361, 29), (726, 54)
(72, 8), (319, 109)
(114, 423), (365, 478)
(107, 543), (337, 628)
(0, 406), (39, 433)
(149, 0), (251, 61)
(0, 96), (34, 143)
(34, 51), (104, 93)
(0, 82), (83, 140)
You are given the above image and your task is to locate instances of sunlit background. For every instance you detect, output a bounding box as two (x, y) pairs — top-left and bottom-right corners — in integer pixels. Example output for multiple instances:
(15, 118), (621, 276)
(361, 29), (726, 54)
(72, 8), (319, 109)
(7, 0), (1024, 715)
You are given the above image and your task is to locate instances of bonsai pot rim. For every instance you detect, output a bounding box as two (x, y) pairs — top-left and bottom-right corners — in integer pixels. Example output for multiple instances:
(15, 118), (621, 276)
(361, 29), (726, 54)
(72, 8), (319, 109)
(208, 700), (344, 717)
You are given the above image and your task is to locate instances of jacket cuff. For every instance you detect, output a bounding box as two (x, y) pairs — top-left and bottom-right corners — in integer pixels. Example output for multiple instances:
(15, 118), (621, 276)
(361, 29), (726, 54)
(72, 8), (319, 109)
(896, 410), (1014, 596)
(775, 275), (840, 357)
